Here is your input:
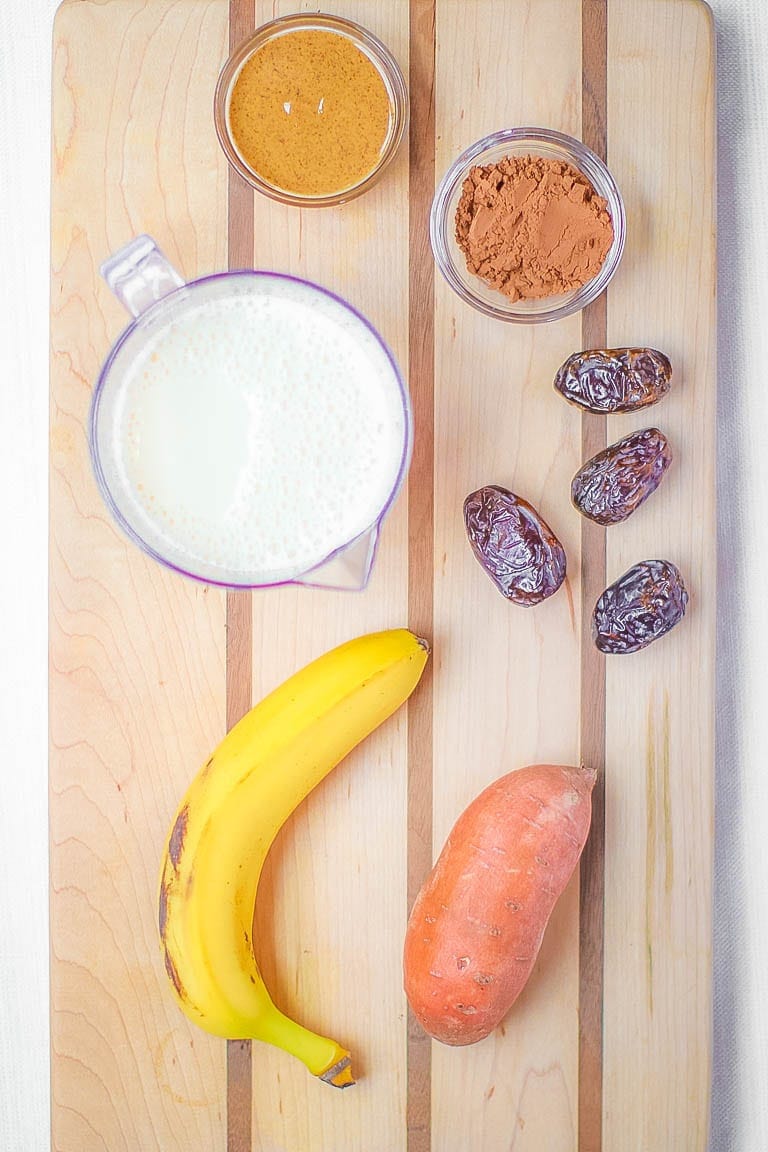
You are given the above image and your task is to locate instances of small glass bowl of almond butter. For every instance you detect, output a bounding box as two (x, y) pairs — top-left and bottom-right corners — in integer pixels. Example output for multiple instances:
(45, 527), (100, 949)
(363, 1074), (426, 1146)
(214, 14), (409, 207)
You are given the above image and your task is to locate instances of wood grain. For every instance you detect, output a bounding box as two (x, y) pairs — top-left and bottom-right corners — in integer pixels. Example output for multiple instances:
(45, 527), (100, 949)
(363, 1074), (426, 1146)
(243, 5), (410, 1150)
(432, 3), (584, 1150)
(578, 3), (607, 1150)
(50, 2), (229, 1150)
(603, 4), (715, 1150)
(406, 2), (436, 1150)
(50, 2), (716, 1150)
(225, 2), (256, 1146)
(225, 585), (253, 1152)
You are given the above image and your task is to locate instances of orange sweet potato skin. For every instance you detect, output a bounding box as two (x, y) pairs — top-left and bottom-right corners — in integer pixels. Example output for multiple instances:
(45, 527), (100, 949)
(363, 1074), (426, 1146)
(403, 764), (595, 1045)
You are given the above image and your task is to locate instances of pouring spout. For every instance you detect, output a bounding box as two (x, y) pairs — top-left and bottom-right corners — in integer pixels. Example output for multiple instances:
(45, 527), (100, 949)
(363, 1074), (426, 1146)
(293, 525), (380, 592)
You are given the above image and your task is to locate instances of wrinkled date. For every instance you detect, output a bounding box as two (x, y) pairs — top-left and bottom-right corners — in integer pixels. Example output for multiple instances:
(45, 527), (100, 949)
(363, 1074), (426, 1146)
(572, 428), (672, 525)
(592, 560), (688, 654)
(554, 348), (672, 413)
(463, 485), (566, 606)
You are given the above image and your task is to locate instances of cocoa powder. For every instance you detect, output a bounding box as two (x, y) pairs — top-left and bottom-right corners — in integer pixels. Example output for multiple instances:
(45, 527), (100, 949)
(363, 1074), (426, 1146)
(455, 154), (614, 302)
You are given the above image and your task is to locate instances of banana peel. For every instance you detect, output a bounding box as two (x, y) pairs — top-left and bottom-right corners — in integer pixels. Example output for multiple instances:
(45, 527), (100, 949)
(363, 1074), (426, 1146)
(158, 628), (429, 1087)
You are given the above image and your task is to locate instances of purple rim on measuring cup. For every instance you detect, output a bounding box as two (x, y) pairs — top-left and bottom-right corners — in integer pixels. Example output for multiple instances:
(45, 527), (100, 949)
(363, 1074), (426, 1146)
(89, 270), (413, 590)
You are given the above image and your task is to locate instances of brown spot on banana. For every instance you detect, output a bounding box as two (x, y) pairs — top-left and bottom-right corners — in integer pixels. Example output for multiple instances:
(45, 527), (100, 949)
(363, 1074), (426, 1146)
(158, 880), (169, 937)
(168, 805), (189, 869)
(164, 948), (185, 1000)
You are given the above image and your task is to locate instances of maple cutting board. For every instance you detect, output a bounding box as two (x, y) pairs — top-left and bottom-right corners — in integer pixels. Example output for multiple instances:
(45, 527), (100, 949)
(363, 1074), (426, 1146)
(49, 1), (716, 1150)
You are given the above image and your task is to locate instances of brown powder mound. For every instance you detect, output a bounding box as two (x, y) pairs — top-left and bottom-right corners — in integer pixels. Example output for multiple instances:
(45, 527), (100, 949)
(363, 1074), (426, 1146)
(455, 154), (614, 302)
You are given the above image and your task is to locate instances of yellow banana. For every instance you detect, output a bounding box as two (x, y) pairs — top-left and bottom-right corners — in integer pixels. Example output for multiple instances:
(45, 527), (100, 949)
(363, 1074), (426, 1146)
(158, 627), (429, 1088)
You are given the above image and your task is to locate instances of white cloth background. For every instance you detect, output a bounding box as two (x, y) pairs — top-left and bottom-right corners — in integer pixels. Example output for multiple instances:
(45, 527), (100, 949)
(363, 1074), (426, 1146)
(0, 1), (764, 1149)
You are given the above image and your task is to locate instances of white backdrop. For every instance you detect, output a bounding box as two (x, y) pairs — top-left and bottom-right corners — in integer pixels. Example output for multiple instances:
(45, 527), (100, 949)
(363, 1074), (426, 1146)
(0, 2), (765, 1149)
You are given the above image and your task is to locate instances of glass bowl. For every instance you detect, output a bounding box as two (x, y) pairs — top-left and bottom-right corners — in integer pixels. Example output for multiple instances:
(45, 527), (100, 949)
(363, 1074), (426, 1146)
(430, 127), (626, 324)
(214, 13), (409, 208)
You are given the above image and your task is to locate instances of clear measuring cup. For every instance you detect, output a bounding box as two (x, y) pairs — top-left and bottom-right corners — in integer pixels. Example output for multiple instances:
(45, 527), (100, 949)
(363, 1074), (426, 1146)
(90, 235), (411, 590)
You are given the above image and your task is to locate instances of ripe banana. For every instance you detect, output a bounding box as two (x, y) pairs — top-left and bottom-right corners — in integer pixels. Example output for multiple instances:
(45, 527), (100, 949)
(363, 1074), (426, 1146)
(158, 627), (429, 1088)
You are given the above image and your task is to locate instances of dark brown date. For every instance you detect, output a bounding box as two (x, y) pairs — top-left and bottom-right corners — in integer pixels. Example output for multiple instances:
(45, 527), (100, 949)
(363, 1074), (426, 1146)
(571, 428), (672, 525)
(554, 348), (672, 413)
(463, 485), (566, 606)
(592, 560), (688, 654)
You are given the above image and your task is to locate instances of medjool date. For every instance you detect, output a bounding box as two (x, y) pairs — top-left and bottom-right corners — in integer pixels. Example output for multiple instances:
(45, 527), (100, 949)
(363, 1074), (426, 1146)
(571, 428), (672, 525)
(592, 560), (688, 654)
(463, 485), (566, 606)
(554, 348), (671, 413)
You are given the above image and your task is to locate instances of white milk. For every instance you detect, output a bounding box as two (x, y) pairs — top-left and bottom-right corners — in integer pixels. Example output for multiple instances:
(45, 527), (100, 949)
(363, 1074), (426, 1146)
(107, 276), (406, 583)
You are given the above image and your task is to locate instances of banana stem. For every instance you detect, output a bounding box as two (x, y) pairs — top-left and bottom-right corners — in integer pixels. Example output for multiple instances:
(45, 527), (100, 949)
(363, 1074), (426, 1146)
(256, 1005), (355, 1088)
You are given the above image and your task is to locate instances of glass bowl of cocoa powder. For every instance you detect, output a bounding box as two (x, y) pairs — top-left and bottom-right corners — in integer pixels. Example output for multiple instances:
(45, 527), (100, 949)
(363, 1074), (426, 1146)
(430, 127), (625, 323)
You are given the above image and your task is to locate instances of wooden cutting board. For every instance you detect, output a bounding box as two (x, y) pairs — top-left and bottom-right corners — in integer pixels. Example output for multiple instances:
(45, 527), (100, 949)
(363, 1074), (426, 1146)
(49, 1), (716, 1150)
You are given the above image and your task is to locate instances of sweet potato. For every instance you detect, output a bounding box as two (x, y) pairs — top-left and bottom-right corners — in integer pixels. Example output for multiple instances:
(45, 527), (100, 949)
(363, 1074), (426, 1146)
(403, 763), (595, 1045)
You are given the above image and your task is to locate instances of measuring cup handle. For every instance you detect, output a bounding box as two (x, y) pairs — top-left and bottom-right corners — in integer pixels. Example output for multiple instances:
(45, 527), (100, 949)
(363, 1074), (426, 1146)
(100, 234), (185, 318)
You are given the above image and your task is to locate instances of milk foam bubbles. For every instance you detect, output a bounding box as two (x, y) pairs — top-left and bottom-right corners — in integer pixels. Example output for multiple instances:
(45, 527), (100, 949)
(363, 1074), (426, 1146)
(106, 276), (407, 583)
